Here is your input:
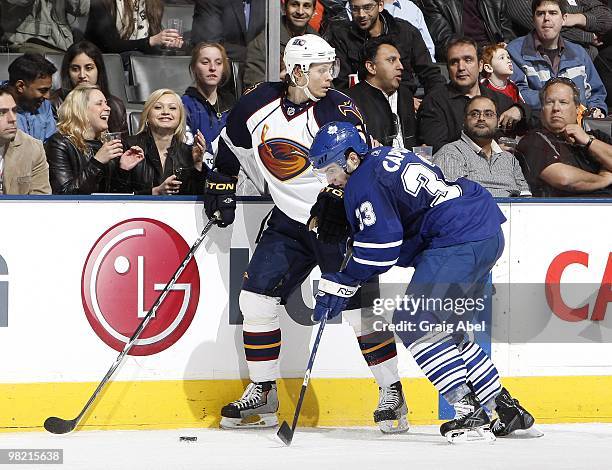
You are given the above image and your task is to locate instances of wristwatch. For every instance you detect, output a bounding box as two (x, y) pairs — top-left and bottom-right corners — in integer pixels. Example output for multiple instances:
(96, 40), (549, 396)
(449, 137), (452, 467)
(584, 134), (595, 150)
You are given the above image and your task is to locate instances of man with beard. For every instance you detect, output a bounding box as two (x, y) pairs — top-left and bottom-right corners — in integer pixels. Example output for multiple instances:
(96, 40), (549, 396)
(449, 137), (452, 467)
(433, 96), (531, 197)
(324, 0), (444, 93)
(2, 54), (57, 142)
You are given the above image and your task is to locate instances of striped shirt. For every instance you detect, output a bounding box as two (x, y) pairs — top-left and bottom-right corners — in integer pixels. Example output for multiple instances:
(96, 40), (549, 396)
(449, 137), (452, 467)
(433, 132), (531, 197)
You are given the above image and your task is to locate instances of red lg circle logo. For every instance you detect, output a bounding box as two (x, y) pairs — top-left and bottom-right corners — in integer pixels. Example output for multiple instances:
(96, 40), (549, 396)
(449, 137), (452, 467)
(82, 218), (200, 355)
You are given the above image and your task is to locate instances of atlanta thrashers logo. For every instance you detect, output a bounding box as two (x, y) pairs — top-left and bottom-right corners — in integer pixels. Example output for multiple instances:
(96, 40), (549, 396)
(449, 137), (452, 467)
(257, 124), (310, 181)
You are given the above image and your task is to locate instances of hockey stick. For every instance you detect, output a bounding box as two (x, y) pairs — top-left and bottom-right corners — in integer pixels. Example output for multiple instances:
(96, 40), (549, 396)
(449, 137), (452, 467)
(277, 242), (353, 446)
(44, 213), (220, 435)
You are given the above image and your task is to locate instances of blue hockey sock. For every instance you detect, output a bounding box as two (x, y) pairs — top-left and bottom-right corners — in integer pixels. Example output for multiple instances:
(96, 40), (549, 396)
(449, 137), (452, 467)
(408, 334), (468, 398)
(460, 342), (502, 410)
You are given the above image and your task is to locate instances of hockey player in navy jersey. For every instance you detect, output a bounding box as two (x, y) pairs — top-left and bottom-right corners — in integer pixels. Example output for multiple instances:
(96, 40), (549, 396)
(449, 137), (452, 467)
(203, 35), (408, 433)
(308, 121), (537, 443)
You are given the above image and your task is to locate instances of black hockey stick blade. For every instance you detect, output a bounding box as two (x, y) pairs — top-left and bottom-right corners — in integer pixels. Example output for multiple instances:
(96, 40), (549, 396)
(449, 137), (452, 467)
(277, 421), (294, 446)
(44, 416), (77, 435)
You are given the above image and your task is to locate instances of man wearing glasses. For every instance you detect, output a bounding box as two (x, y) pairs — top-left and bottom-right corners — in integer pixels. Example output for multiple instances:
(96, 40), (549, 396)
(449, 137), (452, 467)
(516, 77), (612, 196)
(325, 0), (444, 94)
(433, 96), (531, 197)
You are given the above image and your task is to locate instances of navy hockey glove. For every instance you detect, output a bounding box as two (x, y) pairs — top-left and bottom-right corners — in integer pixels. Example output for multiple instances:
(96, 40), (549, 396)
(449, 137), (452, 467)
(313, 272), (360, 321)
(308, 185), (350, 244)
(204, 171), (237, 228)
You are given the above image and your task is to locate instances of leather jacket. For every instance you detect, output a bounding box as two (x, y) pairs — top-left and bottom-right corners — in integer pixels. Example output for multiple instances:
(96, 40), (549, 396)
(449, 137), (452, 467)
(418, 0), (515, 61)
(118, 129), (207, 195)
(45, 132), (118, 194)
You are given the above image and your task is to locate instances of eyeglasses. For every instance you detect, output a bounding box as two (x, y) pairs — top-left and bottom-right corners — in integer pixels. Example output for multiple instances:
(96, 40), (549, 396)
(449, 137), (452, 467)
(349, 2), (378, 14)
(466, 110), (497, 119)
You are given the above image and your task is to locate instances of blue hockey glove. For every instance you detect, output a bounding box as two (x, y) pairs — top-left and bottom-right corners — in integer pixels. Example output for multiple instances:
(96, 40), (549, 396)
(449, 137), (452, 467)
(313, 272), (360, 322)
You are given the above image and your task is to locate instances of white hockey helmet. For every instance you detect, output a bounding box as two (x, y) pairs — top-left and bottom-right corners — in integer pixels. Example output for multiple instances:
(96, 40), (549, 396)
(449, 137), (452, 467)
(283, 34), (338, 77)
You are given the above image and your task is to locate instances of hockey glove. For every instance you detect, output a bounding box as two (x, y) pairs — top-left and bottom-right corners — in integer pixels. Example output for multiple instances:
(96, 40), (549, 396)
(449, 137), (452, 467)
(313, 272), (360, 321)
(308, 185), (350, 244)
(204, 171), (237, 228)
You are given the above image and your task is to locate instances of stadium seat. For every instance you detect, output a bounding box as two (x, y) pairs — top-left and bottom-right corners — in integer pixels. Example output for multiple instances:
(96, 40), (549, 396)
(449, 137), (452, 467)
(44, 53), (64, 91)
(0, 53), (23, 82)
(130, 55), (192, 103)
(162, 4), (194, 44)
(128, 111), (142, 135)
(103, 54), (131, 105)
(583, 117), (612, 138)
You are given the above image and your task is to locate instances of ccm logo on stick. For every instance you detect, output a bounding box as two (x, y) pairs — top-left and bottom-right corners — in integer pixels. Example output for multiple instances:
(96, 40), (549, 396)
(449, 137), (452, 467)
(545, 251), (611, 322)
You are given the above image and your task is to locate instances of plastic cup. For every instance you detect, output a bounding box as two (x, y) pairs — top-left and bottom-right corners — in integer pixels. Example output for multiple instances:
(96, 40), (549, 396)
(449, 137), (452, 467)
(100, 132), (122, 144)
(166, 18), (183, 36)
(412, 146), (433, 162)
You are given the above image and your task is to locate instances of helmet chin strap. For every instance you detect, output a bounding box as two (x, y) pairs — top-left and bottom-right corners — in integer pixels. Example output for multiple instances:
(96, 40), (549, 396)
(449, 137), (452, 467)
(295, 72), (320, 102)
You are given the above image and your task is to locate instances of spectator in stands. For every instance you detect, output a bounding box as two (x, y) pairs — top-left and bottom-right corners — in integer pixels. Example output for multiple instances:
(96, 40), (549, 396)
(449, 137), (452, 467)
(418, 0), (515, 62)
(191, 0), (266, 64)
(86, 0), (183, 55)
(517, 77), (612, 196)
(507, 0), (608, 116)
(480, 43), (523, 104)
(0, 0), (89, 53)
(506, 0), (612, 58)
(183, 42), (235, 171)
(45, 84), (144, 194)
(0, 85), (51, 194)
(119, 89), (207, 195)
(51, 41), (128, 135)
(418, 37), (532, 152)
(433, 96), (531, 197)
(383, 0), (435, 62)
(244, 0), (318, 88)
(325, 0), (444, 94)
(2, 53), (56, 142)
(319, 0), (351, 35)
(346, 37), (417, 148)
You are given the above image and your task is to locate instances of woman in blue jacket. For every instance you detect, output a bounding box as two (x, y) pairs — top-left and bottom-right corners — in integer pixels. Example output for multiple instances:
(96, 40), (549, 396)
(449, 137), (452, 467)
(182, 42), (235, 170)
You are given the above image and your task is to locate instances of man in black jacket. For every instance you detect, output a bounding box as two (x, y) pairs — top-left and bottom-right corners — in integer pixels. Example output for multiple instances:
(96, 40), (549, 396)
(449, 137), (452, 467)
(325, 0), (444, 93)
(417, 36), (532, 152)
(346, 37), (417, 149)
(191, 0), (266, 63)
(417, 0), (515, 62)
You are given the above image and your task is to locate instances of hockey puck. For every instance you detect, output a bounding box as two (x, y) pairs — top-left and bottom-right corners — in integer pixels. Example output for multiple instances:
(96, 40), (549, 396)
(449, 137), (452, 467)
(179, 436), (197, 442)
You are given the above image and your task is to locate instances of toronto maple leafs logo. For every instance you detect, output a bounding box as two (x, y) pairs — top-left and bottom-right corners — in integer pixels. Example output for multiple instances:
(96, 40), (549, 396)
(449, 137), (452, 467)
(327, 124), (338, 135)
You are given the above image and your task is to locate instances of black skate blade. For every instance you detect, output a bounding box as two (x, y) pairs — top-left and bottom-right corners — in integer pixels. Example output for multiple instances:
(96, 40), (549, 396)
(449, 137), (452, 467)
(44, 416), (77, 435)
(277, 421), (294, 446)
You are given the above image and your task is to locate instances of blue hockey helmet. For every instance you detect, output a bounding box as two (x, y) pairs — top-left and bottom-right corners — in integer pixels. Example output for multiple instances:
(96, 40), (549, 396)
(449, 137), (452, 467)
(309, 122), (368, 180)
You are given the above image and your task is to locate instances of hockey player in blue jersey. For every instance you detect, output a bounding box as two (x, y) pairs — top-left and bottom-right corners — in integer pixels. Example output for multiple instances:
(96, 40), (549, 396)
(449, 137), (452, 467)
(308, 120), (537, 443)
(203, 35), (408, 432)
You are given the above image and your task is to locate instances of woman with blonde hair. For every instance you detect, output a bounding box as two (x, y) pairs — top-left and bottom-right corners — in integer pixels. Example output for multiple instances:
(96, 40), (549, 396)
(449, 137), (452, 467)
(45, 84), (144, 194)
(119, 88), (207, 195)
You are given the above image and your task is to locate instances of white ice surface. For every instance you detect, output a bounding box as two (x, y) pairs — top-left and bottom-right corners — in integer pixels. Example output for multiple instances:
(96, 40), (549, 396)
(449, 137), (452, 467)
(2, 424), (610, 470)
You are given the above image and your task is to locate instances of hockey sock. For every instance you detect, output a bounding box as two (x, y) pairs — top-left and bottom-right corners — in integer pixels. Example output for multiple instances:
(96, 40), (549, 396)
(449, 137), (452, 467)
(459, 342), (502, 411)
(408, 334), (468, 401)
(358, 330), (400, 388)
(243, 328), (281, 383)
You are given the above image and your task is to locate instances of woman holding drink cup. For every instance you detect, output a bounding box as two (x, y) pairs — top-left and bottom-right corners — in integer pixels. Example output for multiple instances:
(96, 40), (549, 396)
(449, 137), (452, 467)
(118, 89), (208, 195)
(86, 0), (183, 55)
(45, 85), (144, 194)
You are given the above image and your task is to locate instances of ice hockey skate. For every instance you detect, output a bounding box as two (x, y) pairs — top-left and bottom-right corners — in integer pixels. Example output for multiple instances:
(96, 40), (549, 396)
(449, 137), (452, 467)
(491, 387), (543, 438)
(373, 381), (409, 434)
(220, 381), (279, 429)
(440, 392), (496, 444)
